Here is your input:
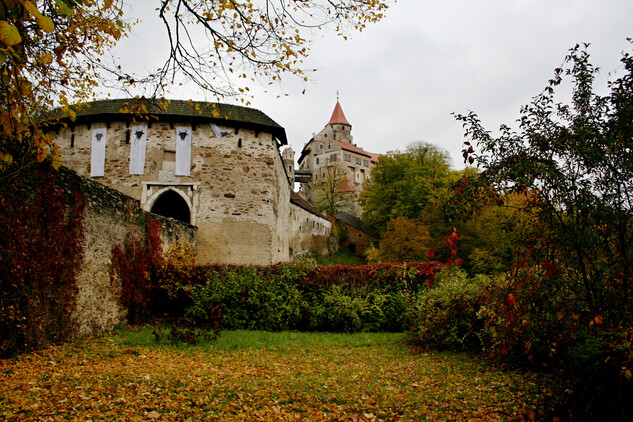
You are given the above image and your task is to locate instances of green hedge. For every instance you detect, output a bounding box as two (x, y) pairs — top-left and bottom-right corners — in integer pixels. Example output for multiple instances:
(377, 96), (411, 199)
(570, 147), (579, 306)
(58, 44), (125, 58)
(151, 261), (442, 333)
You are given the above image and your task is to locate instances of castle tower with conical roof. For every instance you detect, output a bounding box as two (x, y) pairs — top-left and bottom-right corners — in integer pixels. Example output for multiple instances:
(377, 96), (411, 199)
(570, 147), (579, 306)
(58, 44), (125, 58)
(328, 100), (351, 127)
(297, 99), (379, 218)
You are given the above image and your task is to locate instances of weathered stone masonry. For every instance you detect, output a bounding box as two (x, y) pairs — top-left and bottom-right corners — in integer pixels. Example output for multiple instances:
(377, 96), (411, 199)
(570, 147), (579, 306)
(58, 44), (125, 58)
(54, 167), (196, 335)
(49, 99), (330, 265)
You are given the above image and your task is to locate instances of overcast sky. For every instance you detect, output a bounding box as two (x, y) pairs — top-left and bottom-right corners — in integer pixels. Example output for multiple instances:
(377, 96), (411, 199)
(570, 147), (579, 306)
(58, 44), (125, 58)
(113, 0), (633, 169)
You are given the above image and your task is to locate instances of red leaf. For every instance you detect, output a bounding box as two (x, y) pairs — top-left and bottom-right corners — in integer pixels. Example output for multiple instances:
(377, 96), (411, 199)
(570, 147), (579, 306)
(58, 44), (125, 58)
(427, 249), (435, 259)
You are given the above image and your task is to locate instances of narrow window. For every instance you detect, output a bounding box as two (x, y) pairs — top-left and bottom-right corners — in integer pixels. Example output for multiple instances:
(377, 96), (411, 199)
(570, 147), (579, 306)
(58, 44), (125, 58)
(238, 138), (242, 148)
(70, 133), (75, 148)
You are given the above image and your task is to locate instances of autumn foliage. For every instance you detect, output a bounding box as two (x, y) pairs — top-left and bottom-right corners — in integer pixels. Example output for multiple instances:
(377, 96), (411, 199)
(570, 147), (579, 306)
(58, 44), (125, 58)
(144, 259), (443, 334)
(112, 217), (163, 325)
(409, 43), (633, 420)
(0, 164), (84, 357)
(0, 0), (126, 176)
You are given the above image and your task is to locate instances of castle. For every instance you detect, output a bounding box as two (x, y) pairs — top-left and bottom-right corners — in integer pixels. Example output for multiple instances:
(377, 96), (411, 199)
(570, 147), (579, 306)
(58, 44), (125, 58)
(297, 100), (380, 217)
(48, 98), (377, 265)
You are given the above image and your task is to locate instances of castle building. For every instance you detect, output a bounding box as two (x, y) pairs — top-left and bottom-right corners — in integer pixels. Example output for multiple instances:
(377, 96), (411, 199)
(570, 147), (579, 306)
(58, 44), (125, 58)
(297, 100), (380, 217)
(48, 98), (331, 265)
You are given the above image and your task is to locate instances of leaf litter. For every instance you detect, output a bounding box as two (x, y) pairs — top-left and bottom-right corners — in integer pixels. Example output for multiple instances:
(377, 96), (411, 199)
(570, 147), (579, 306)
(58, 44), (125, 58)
(0, 331), (567, 421)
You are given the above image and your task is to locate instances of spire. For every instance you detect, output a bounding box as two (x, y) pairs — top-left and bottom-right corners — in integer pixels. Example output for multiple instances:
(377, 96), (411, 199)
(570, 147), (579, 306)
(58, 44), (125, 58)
(327, 99), (351, 126)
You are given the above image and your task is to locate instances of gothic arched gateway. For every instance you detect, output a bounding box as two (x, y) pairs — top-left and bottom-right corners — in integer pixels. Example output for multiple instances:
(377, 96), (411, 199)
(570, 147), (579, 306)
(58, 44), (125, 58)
(150, 189), (191, 224)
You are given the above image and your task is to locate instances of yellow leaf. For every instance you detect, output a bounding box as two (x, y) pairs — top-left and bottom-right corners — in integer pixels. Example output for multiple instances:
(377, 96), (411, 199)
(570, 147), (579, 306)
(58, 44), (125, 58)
(54, 0), (73, 16)
(104, 0), (113, 9)
(17, 77), (32, 95)
(36, 146), (46, 162)
(23, 1), (55, 33)
(23, 1), (41, 18)
(37, 15), (55, 33)
(0, 151), (13, 170)
(40, 52), (53, 65)
(0, 21), (22, 46)
(52, 155), (62, 169)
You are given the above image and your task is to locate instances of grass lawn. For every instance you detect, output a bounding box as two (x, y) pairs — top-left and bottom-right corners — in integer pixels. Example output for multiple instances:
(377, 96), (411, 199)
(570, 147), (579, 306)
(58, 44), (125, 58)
(0, 328), (568, 421)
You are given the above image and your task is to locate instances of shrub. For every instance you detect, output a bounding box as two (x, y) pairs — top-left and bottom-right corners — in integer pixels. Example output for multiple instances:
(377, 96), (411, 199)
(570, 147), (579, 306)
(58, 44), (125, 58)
(409, 268), (497, 352)
(148, 262), (442, 334)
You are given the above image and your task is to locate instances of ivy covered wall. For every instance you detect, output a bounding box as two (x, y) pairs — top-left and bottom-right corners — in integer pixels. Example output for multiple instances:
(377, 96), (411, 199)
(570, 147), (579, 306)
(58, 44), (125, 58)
(0, 165), (196, 356)
(56, 167), (197, 335)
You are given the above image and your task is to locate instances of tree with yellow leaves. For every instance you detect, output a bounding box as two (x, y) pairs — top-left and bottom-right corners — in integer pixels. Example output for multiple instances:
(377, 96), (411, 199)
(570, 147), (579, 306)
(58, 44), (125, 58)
(0, 0), (389, 179)
(0, 0), (126, 176)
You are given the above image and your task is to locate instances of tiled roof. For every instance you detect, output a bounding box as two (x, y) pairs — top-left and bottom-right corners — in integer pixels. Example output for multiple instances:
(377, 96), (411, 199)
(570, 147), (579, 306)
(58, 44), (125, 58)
(333, 210), (376, 236)
(368, 152), (381, 163)
(290, 191), (325, 217)
(50, 98), (287, 145)
(333, 140), (373, 158)
(327, 101), (351, 126)
(335, 177), (355, 193)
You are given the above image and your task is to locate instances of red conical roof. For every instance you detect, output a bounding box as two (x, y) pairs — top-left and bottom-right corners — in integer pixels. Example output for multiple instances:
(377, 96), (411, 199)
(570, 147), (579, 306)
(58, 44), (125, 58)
(328, 101), (351, 126)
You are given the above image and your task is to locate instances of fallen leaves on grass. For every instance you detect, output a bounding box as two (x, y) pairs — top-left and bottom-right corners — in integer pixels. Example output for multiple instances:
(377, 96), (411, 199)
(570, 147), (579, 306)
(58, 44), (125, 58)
(0, 332), (567, 421)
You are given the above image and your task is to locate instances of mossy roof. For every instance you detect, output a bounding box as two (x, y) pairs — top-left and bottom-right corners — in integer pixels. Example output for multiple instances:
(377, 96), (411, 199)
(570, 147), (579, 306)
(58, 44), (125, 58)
(52, 98), (287, 145)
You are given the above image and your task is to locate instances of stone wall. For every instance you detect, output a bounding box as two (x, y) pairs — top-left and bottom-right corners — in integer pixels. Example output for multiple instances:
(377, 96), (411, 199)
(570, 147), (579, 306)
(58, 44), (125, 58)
(54, 117), (289, 265)
(55, 167), (196, 335)
(288, 202), (332, 258)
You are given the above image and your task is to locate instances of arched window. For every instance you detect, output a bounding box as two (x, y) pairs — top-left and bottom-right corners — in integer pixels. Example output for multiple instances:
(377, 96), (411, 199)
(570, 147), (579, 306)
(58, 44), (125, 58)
(150, 190), (191, 224)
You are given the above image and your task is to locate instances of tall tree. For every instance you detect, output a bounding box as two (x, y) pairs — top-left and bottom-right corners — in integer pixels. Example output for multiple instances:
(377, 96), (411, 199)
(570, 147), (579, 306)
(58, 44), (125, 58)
(366, 217), (432, 263)
(457, 42), (633, 320)
(359, 142), (453, 231)
(311, 161), (354, 216)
